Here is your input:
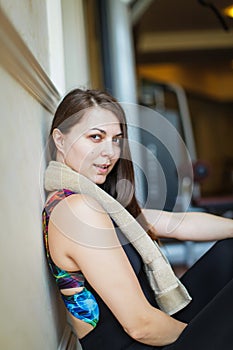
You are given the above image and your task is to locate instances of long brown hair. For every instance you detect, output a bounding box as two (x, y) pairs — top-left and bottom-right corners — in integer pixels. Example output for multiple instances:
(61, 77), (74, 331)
(49, 88), (157, 240)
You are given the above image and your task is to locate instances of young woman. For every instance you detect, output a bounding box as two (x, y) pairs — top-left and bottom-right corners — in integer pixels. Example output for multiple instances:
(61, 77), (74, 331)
(43, 88), (233, 350)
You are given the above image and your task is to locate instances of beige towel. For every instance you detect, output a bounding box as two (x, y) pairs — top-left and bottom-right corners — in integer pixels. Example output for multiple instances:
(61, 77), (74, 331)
(44, 160), (192, 315)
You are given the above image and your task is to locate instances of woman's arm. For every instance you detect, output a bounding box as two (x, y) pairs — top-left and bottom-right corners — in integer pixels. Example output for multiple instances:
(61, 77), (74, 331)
(49, 194), (187, 346)
(142, 209), (233, 241)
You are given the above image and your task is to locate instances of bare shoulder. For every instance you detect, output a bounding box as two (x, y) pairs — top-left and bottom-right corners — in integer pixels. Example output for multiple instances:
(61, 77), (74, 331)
(49, 193), (118, 250)
(51, 193), (111, 224)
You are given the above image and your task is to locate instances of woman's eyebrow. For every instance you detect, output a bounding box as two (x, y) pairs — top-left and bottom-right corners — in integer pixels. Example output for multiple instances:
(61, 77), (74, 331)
(90, 128), (106, 134)
(90, 128), (123, 136)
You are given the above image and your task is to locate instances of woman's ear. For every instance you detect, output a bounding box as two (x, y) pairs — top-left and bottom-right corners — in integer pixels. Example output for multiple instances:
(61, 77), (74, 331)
(52, 128), (65, 154)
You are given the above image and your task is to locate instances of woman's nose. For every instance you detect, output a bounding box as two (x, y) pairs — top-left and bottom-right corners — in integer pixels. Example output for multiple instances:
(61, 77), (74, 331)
(101, 140), (115, 158)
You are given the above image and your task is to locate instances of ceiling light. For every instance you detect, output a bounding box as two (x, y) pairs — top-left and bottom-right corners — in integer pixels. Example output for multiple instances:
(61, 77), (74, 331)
(223, 5), (233, 18)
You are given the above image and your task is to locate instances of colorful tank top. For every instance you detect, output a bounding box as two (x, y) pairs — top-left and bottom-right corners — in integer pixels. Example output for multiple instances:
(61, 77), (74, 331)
(42, 189), (99, 327)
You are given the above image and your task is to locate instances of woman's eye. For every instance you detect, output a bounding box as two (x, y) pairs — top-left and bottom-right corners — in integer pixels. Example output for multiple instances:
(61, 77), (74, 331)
(89, 134), (122, 145)
(113, 137), (122, 145)
(90, 134), (102, 141)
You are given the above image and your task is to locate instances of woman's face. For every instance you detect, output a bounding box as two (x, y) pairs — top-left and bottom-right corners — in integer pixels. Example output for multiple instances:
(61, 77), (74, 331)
(54, 107), (122, 184)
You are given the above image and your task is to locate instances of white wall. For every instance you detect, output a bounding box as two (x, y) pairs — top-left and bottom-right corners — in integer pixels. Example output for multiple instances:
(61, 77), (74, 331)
(0, 0), (88, 348)
(61, 0), (90, 91)
(0, 0), (50, 72)
(0, 66), (66, 350)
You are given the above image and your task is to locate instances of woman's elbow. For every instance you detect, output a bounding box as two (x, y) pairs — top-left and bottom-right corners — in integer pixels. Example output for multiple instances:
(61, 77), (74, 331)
(122, 310), (186, 346)
(124, 325), (148, 343)
(123, 316), (151, 343)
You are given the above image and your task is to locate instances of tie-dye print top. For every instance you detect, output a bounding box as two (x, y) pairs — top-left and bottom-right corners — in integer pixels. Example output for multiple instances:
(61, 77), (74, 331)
(42, 189), (99, 327)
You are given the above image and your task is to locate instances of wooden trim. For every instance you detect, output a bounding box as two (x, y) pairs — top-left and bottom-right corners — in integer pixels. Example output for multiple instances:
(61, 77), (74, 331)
(0, 6), (61, 113)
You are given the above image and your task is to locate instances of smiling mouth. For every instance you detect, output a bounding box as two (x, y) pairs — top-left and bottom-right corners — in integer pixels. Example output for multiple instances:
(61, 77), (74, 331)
(94, 164), (111, 172)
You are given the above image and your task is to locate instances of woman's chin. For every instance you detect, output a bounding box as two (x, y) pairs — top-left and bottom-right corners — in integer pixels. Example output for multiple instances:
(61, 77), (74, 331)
(92, 174), (107, 185)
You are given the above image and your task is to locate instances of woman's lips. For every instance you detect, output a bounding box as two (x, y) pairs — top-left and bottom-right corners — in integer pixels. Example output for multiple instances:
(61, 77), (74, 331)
(94, 164), (110, 174)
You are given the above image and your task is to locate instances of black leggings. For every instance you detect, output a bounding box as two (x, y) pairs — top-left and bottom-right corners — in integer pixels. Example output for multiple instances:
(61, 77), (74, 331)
(167, 238), (233, 350)
(128, 238), (233, 350)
